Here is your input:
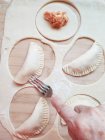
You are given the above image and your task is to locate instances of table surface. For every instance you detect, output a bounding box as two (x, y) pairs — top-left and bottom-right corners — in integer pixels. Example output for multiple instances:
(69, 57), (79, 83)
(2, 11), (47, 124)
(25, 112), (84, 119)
(0, 1), (105, 140)
(0, 1), (13, 139)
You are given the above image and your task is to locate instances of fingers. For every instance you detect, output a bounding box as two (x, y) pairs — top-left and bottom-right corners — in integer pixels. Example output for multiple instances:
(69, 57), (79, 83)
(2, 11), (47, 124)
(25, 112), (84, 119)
(51, 96), (65, 112)
(51, 96), (77, 123)
(74, 105), (92, 113)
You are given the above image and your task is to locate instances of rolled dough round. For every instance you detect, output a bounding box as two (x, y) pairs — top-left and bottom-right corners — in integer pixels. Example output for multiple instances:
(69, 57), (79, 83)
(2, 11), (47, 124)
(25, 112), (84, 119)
(67, 94), (100, 108)
(35, 2), (80, 41)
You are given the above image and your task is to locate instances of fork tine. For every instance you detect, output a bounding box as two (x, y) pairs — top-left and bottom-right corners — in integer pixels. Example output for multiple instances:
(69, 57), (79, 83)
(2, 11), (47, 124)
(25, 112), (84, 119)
(31, 75), (48, 88)
(28, 79), (43, 93)
(29, 76), (49, 90)
(29, 80), (47, 95)
(28, 75), (53, 97)
(33, 78), (49, 91)
(35, 78), (50, 90)
(29, 77), (48, 92)
(31, 79), (48, 92)
(29, 77), (49, 95)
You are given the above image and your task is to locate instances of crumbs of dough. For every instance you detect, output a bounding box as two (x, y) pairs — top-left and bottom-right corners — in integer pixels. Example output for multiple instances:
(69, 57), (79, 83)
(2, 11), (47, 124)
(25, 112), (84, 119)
(44, 11), (68, 29)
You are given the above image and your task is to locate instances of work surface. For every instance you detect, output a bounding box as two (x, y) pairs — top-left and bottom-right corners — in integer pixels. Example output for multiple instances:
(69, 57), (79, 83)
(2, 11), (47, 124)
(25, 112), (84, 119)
(0, 0), (12, 139)
(0, 0), (105, 140)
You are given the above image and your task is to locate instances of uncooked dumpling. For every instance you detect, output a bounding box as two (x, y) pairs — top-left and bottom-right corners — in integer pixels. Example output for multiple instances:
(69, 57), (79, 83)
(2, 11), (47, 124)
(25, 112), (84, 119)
(63, 42), (104, 76)
(14, 42), (44, 84)
(14, 97), (49, 139)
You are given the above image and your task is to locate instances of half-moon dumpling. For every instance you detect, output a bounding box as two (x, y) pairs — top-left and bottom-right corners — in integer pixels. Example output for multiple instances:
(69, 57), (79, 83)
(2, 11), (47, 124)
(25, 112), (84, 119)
(14, 42), (44, 84)
(14, 97), (49, 139)
(62, 42), (104, 76)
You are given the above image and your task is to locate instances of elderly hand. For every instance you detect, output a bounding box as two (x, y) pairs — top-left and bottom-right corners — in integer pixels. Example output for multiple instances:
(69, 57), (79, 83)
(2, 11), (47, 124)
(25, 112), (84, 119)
(51, 96), (105, 140)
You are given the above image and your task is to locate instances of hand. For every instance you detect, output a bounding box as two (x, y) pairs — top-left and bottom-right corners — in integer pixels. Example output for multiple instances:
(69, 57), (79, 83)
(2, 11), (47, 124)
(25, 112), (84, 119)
(51, 96), (105, 140)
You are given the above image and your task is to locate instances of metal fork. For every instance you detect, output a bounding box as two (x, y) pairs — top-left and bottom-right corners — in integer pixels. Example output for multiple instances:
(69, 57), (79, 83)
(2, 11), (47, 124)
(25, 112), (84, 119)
(28, 75), (53, 97)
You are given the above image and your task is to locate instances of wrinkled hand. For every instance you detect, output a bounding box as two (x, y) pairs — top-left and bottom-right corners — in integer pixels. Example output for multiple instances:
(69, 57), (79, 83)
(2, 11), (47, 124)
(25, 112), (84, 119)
(51, 96), (105, 140)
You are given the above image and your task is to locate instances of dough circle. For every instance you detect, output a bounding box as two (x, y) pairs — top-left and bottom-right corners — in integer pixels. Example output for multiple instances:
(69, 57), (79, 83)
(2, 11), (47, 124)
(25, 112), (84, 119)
(36, 2), (80, 41)
(67, 94), (100, 108)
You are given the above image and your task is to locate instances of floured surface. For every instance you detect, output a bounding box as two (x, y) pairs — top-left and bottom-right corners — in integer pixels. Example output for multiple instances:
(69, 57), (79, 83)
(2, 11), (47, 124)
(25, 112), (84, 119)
(0, 0), (11, 59)
(1, 0), (105, 140)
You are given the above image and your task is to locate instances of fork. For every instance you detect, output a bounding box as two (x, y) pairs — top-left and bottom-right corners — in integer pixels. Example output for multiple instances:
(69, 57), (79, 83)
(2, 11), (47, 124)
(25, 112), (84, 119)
(28, 75), (53, 97)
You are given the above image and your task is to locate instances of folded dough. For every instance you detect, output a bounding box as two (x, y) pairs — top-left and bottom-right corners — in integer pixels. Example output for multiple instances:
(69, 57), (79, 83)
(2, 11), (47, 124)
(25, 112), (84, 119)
(63, 42), (104, 77)
(14, 97), (49, 139)
(14, 42), (44, 84)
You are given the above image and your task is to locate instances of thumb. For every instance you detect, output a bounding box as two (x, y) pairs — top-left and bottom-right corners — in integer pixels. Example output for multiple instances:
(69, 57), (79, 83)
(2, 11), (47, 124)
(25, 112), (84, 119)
(51, 96), (77, 123)
(74, 105), (92, 113)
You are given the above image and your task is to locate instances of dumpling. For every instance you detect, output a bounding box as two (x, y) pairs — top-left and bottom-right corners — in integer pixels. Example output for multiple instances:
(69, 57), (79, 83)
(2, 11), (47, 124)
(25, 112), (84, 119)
(62, 42), (104, 76)
(14, 97), (49, 140)
(14, 42), (44, 84)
